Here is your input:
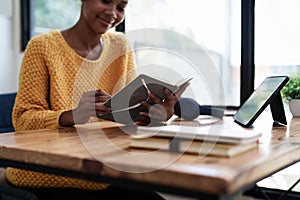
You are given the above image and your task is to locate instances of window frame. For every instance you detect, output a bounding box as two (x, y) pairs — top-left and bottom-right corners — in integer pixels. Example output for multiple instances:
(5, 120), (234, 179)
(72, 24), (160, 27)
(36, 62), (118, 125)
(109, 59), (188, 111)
(241, 0), (255, 104)
(20, 0), (32, 51)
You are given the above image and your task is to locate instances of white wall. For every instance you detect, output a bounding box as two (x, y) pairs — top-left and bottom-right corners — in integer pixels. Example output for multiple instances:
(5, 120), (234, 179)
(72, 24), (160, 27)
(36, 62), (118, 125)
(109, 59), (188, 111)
(0, 0), (23, 94)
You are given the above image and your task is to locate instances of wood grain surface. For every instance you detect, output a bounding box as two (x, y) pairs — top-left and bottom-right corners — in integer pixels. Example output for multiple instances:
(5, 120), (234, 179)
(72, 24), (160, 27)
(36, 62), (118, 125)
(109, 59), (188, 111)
(0, 112), (299, 195)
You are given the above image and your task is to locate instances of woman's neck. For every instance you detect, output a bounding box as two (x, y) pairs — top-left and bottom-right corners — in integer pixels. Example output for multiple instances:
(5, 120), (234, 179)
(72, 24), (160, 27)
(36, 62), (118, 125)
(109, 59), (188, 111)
(61, 23), (103, 60)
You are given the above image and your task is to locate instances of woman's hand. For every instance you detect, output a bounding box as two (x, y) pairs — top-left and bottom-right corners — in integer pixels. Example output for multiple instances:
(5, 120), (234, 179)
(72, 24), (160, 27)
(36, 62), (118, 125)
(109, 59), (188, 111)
(136, 82), (190, 126)
(59, 89), (111, 126)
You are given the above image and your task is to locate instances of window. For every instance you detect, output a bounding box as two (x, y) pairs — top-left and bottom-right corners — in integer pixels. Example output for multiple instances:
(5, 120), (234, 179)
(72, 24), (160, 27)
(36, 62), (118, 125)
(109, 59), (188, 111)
(125, 0), (241, 107)
(21, 0), (81, 50)
(255, 0), (300, 86)
(32, 0), (81, 36)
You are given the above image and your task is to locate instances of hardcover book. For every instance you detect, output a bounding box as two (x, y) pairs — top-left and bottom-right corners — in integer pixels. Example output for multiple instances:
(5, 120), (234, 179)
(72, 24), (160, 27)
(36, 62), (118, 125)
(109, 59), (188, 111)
(133, 125), (262, 144)
(97, 74), (192, 124)
(130, 136), (258, 157)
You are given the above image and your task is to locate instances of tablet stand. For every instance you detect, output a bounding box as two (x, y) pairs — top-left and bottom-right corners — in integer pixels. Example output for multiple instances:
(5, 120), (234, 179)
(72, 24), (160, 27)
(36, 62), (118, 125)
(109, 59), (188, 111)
(270, 92), (287, 126)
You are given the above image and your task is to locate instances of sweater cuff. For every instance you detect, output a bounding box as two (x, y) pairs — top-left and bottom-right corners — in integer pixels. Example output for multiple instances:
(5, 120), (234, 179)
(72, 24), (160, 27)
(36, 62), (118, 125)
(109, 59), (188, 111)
(45, 110), (68, 129)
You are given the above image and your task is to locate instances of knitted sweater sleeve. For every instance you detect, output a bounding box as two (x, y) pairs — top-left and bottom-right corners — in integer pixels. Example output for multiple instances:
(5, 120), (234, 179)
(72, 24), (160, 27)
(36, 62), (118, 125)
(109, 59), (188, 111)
(12, 37), (66, 131)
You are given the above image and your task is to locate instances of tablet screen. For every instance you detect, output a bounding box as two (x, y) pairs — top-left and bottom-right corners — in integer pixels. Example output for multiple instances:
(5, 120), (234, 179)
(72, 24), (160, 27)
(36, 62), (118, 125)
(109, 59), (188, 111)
(233, 76), (289, 127)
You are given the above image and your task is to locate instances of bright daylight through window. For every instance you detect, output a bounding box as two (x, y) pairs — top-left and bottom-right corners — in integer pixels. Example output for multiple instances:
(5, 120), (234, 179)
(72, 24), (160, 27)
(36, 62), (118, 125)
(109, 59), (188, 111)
(125, 0), (241, 107)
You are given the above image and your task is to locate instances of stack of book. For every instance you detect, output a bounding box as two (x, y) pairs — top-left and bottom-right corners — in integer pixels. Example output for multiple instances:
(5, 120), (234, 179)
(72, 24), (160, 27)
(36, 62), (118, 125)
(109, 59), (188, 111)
(130, 125), (261, 157)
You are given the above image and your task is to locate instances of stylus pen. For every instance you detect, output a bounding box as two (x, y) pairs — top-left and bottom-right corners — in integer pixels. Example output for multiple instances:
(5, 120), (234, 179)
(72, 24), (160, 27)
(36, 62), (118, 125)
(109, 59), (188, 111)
(110, 103), (142, 113)
(141, 78), (154, 105)
(141, 78), (151, 94)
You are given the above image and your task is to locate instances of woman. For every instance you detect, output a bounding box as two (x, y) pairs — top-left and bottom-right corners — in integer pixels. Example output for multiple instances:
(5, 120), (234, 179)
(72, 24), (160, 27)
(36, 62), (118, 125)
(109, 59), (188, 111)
(7, 0), (186, 199)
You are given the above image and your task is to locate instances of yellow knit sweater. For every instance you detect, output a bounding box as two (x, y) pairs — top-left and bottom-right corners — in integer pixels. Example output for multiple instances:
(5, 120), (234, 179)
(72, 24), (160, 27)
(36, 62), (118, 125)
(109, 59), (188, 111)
(7, 30), (136, 190)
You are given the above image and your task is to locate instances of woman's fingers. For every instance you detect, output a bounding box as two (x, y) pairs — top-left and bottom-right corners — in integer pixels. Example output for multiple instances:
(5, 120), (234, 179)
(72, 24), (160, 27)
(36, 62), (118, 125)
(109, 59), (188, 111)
(82, 90), (111, 103)
(140, 102), (168, 121)
(95, 103), (111, 115)
(95, 89), (111, 102)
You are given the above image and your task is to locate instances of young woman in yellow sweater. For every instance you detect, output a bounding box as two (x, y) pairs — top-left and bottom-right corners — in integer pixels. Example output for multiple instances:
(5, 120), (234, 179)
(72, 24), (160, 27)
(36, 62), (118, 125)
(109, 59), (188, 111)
(7, 0), (188, 199)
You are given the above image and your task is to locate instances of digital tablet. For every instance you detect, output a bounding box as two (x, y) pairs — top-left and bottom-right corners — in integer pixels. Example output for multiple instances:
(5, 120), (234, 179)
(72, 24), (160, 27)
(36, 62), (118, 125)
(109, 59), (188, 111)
(233, 76), (289, 127)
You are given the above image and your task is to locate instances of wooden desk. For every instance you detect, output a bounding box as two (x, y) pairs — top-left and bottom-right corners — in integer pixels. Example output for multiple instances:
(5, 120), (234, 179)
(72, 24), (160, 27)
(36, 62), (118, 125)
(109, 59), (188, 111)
(0, 112), (300, 199)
